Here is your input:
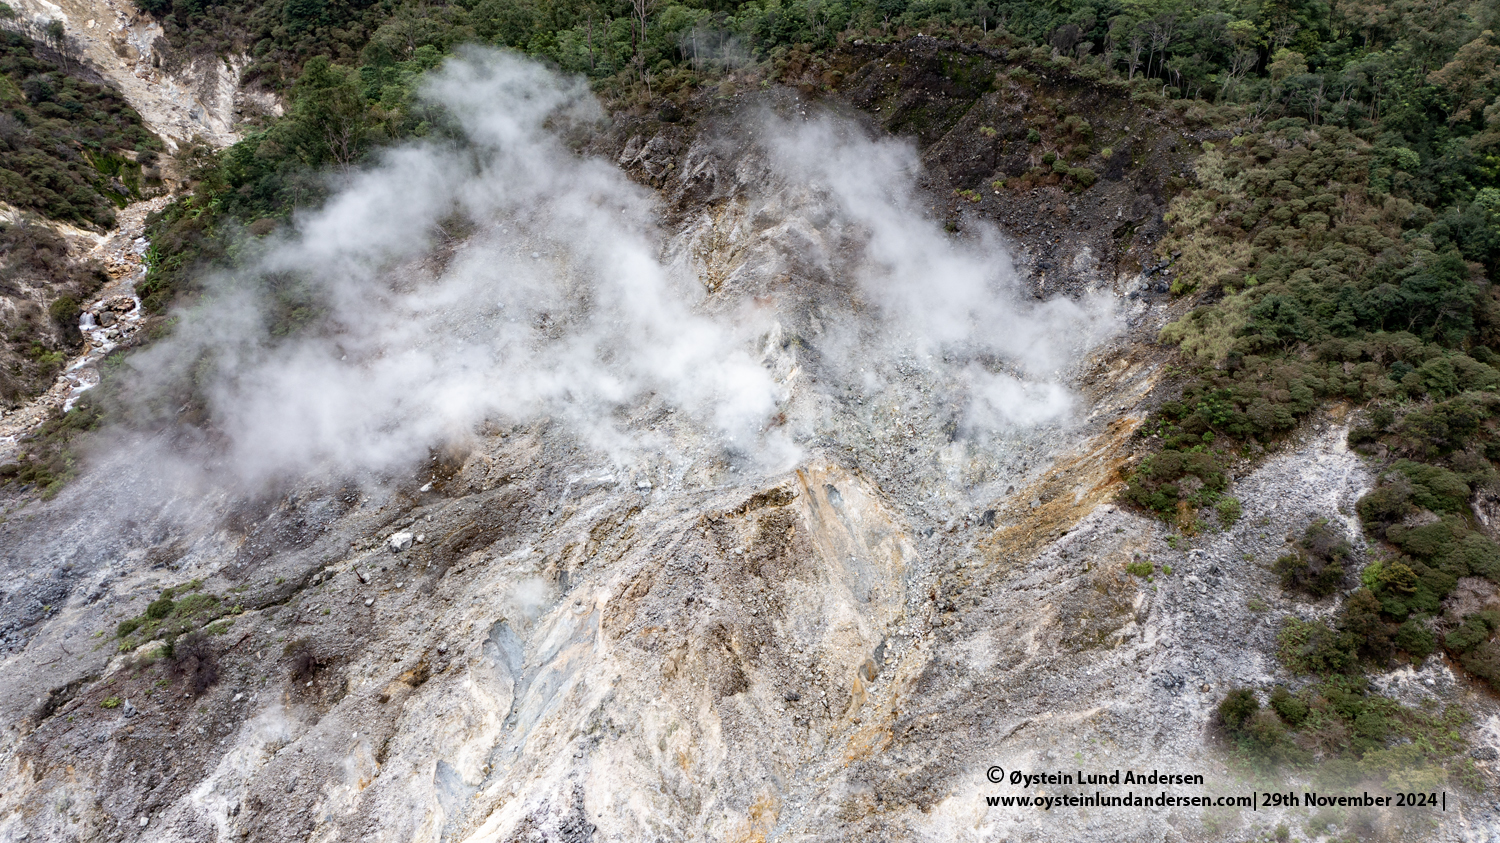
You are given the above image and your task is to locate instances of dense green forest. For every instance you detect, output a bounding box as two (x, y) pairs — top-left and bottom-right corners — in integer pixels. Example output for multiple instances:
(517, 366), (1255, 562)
(142, 0), (1500, 119)
(137, 0), (1499, 307)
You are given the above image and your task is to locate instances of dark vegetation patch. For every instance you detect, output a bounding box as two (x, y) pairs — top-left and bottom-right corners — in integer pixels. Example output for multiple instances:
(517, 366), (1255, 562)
(1446, 609), (1500, 685)
(0, 387), (106, 496)
(283, 635), (350, 703)
(0, 217), (108, 406)
(114, 578), (238, 654)
(284, 636), (325, 684)
(0, 30), (161, 228)
(167, 631), (221, 695)
(1274, 519), (1351, 598)
(1106, 1), (1500, 699)
(1215, 679), (1477, 791)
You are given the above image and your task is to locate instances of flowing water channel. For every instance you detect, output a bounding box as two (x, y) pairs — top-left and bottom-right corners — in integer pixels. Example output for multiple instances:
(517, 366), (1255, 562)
(0, 196), (168, 461)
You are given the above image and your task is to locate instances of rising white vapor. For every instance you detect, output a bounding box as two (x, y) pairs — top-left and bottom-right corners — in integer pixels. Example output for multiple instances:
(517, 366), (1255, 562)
(125, 48), (1112, 489)
(757, 114), (1115, 428)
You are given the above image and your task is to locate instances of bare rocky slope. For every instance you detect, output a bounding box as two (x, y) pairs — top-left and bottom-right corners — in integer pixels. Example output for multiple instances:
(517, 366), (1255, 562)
(0, 37), (1497, 843)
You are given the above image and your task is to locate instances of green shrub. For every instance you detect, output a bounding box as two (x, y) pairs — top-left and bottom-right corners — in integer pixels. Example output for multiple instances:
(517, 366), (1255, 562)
(1339, 588), (1394, 664)
(1387, 520), (1460, 561)
(1279, 617), (1358, 675)
(173, 593), (219, 616)
(1120, 449), (1228, 519)
(1269, 685), (1308, 726)
(1356, 480), (1413, 537)
(1217, 687), (1259, 731)
(1273, 519), (1349, 597)
(145, 597), (175, 619)
(1350, 706), (1394, 753)
(1455, 534), (1500, 580)
(1395, 619), (1436, 660)
(1458, 641), (1500, 684)
(1445, 611), (1499, 653)
(48, 295), (79, 328)
(1243, 709), (1306, 765)
(1389, 461), (1470, 513)
(1068, 166), (1097, 186)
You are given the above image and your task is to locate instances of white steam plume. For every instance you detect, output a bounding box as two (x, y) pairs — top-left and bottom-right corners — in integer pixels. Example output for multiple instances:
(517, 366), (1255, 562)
(126, 48), (1112, 489)
(133, 50), (787, 485)
(757, 115), (1115, 428)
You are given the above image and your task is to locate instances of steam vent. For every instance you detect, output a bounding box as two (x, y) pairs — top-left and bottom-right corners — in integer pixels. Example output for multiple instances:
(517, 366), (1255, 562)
(1, 4), (1498, 841)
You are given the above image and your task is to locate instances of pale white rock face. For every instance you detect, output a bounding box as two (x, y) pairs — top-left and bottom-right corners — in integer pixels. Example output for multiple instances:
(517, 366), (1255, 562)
(4, 0), (277, 149)
(10, 405), (1484, 842)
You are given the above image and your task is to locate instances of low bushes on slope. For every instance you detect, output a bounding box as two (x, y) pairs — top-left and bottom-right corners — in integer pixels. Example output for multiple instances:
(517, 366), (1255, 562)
(0, 217), (108, 404)
(0, 30), (161, 228)
(1274, 519), (1352, 598)
(1215, 679), (1476, 790)
(1119, 95), (1500, 700)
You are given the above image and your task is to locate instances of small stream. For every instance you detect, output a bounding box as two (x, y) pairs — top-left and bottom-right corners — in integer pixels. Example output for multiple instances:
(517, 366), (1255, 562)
(62, 235), (149, 411)
(0, 196), (168, 462)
